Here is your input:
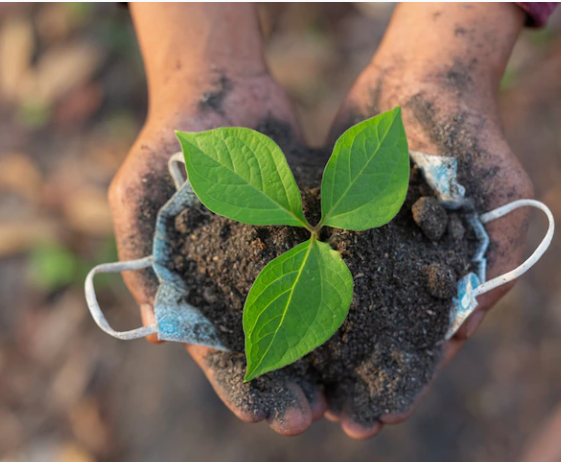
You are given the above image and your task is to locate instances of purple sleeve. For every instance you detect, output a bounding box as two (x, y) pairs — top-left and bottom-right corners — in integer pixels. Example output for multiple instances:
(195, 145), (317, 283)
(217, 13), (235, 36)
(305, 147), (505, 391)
(516, 2), (558, 27)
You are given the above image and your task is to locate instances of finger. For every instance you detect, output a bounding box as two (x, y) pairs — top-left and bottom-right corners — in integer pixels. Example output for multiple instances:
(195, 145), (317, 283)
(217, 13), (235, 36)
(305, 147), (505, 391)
(437, 338), (465, 372)
(186, 344), (266, 422)
(453, 308), (487, 341)
(186, 344), (314, 434)
(310, 390), (328, 422)
(324, 410), (340, 423)
(379, 407), (415, 425)
(268, 383), (313, 436)
(340, 414), (384, 440)
(379, 339), (466, 425)
(334, 390), (385, 438)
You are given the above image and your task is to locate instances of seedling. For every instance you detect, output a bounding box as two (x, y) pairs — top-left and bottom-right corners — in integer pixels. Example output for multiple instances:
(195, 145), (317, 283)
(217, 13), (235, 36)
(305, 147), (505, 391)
(176, 107), (409, 381)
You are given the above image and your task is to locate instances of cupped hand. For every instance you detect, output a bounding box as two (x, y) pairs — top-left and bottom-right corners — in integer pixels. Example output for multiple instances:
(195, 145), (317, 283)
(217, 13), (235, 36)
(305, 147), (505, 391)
(108, 72), (327, 435)
(323, 2), (534, 439)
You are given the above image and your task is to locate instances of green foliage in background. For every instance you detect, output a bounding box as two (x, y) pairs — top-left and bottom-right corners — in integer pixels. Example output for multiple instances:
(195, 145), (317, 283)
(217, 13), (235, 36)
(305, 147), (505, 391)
(177, 107), (409, 381)
(29, 238), (119, 292)
(29, 243), (79, 291)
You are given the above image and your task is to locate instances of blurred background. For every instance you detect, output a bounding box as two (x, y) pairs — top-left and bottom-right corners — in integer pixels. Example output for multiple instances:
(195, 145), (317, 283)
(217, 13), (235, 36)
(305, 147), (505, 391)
(1, 3), (561, 462)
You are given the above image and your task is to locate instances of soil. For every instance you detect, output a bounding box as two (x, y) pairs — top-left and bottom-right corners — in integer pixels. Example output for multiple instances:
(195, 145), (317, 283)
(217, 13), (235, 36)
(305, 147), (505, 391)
(199, 74), (232, 115)
(412, 196), (449, 241)
(166, 120), (477, 426)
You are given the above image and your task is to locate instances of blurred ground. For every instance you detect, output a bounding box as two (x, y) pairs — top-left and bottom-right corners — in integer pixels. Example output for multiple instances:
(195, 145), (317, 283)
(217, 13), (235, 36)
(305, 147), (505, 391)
(0, 3), (561, 462)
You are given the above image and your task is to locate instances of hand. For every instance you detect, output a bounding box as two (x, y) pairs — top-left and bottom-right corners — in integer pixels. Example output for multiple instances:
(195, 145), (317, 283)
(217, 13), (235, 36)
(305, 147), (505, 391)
(109, 3), (325, 436)
(325, 3), (534, 438)
(108, 72), (327, 437)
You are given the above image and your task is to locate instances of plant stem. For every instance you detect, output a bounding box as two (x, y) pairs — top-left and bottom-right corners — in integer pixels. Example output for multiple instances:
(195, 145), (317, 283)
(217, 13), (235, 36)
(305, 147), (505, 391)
(307, 224), (322, 240)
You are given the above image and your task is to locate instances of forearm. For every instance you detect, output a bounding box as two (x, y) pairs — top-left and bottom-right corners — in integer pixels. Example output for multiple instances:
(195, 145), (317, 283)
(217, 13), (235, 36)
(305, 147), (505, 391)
(129, 3), (266, 113)
(375, 3), (525, 91)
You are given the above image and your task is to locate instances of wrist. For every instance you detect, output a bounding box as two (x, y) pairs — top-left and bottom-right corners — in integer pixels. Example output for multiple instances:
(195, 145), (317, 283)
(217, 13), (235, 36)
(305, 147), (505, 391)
(130, 3), (268, 109)
(373, 2), (525, 91)
(145, 70), (282, 125)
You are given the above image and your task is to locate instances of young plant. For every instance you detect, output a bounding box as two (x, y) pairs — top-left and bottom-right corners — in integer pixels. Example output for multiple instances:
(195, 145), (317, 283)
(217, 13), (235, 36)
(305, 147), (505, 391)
(176, 107), (409, 381)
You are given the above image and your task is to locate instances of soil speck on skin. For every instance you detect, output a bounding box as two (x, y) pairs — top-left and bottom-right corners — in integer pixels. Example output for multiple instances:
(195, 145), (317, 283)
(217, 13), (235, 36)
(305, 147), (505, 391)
(199, 75), (232, 114)
(166, 118), (476, 426)
(440, 58), (478, 95)
(445, 69), (472, 92)
(412, 196), (449, 240)
(454, 26), (468, 37)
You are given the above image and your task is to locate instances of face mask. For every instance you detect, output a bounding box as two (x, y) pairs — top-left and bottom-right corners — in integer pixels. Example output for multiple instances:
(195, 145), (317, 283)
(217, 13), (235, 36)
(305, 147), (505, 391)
(85, 153), (228, 350)
(409, 150), (554, 339)
(85, 151), (554, 346)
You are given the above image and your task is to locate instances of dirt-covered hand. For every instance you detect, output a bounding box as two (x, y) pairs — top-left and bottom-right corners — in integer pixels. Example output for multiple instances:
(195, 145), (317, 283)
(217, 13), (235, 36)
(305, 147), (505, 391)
(110, 2), (331, 435)
(326, 2), (534, 438)
(108, 70), (330, 435)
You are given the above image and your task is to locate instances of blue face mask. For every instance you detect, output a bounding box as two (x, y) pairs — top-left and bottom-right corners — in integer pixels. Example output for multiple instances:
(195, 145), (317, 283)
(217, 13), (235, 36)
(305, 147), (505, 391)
(85, 151), (554, 346)
(85, 153), (229, 350)
(410, 150), (554, 339)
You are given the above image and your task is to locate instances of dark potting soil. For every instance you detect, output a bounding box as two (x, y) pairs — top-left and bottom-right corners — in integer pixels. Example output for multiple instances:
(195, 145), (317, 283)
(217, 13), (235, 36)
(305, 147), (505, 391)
(166, 120), (476, 426)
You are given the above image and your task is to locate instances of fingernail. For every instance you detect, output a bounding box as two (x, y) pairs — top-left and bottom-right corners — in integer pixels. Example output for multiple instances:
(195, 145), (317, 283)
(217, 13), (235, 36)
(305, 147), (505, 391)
(465, 310), (486, 338)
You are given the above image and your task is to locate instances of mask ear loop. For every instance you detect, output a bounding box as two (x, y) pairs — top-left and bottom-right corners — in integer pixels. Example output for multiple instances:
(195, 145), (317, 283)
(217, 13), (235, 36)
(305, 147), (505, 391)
(168, 152), (187, 190)
(472, 199), (555, 299)
(85, 152), (188, 341)
(85, 257), (158, 340)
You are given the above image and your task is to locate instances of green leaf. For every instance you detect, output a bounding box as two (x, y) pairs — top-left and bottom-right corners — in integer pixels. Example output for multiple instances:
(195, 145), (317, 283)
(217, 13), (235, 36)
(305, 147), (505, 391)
(243, 238), (353, 381)
(320, 107), (410, 231)
(176, 128), (308, 227)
